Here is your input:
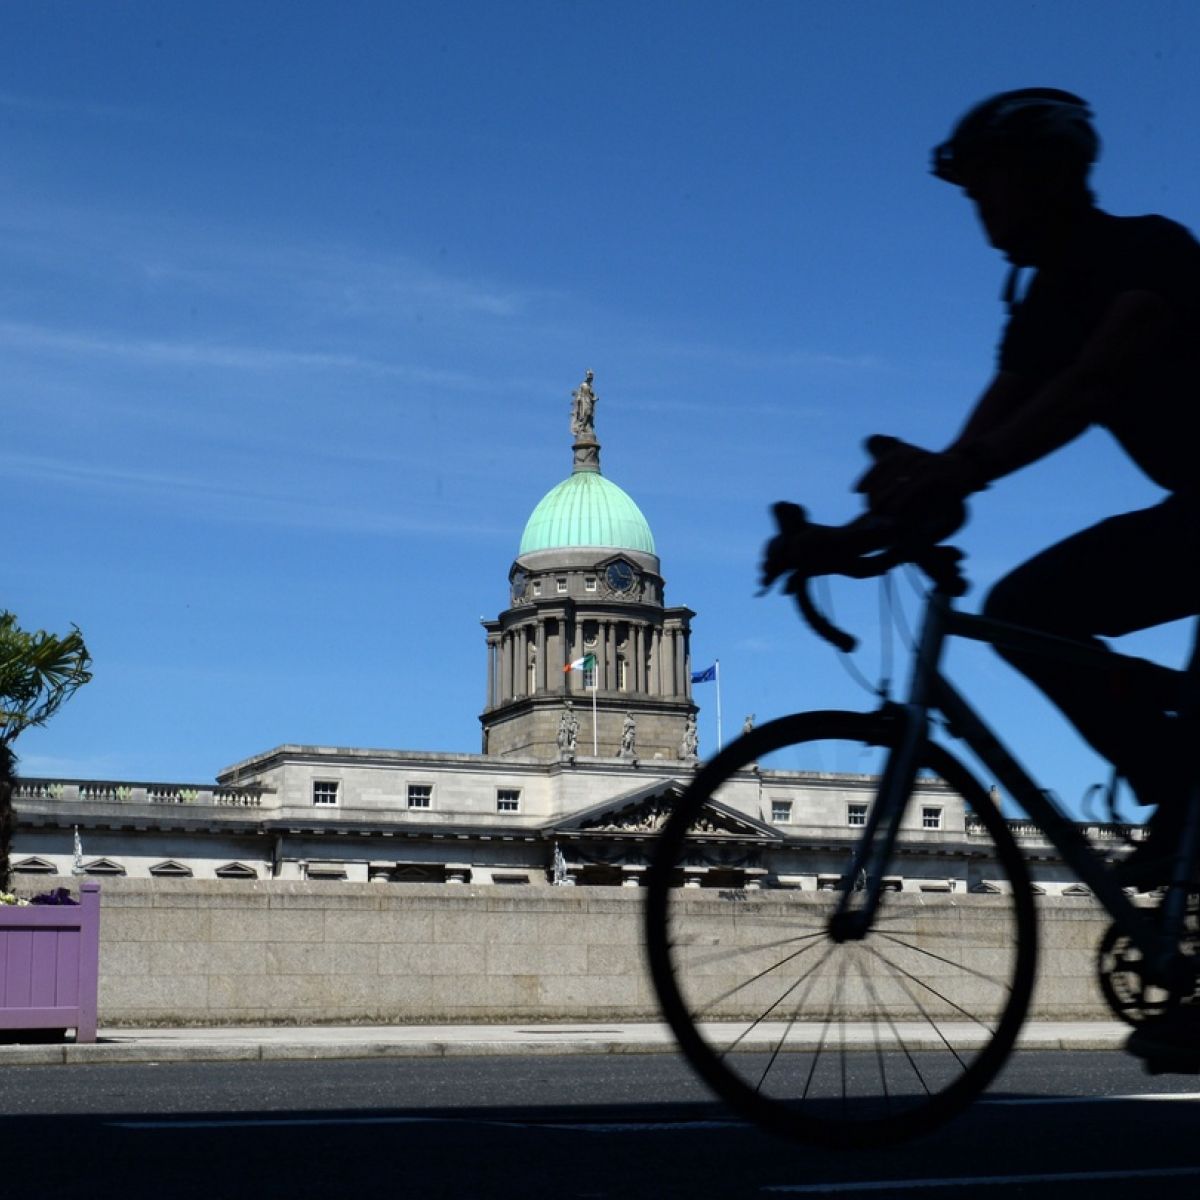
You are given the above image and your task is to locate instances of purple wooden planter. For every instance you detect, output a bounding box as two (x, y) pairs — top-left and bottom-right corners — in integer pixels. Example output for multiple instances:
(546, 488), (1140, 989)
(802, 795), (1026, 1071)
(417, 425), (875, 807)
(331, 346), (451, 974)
(0, 882), (100, 1042)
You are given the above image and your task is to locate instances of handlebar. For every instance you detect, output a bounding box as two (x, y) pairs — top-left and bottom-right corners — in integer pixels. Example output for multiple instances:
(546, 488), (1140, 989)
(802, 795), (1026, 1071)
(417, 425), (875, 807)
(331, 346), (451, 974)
(760, 501), (969, 652)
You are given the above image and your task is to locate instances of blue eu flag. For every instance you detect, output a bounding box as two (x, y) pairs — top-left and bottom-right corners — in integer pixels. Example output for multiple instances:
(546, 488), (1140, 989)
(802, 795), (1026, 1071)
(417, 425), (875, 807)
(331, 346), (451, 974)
(691, 664), (716, 684)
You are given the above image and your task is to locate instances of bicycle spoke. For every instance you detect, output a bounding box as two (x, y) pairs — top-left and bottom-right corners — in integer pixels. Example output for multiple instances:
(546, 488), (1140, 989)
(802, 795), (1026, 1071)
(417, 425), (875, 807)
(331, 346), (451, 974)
(858, 959), (895, 1113)
(679, 927), (826, 972)
(874, 930), (1016, 992)
(752, 954), (831, 1094)
(864, 948), (981, 1073)
(684, 932), (832, 1020)
(708, 943), (839, 1059)
(864, 942), (1001, 1034)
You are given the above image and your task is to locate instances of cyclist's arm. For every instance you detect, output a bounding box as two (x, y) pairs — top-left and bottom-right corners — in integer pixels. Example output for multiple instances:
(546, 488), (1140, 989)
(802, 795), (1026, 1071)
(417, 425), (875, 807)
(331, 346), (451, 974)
(946, 290), (1175, 483)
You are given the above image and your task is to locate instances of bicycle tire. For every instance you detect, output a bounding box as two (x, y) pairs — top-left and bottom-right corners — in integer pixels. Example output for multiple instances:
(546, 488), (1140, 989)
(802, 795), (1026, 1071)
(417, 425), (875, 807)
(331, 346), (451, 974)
(644, 709), (1038, 1147)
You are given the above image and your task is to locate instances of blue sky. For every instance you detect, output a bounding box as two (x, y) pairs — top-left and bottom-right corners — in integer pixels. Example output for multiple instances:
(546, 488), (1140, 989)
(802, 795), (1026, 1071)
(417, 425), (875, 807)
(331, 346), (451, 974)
(5, 1), (1199, 819)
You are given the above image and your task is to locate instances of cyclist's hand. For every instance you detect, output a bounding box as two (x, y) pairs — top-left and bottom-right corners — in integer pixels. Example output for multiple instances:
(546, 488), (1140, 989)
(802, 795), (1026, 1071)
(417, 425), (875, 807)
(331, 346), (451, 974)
(854, 435), (937, 508)
(759, 501), (808, 589)
(856, 434), (985, 518)
(872, 451), (983, 518)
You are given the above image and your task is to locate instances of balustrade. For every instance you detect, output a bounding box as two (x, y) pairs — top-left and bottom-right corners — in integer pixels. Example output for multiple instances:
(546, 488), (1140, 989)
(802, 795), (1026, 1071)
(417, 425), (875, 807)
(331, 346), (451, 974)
(13, 779), (265, 809)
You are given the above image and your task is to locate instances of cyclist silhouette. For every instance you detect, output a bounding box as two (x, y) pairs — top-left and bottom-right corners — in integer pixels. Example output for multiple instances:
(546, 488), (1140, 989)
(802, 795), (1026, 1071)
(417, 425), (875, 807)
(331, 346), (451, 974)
(856, 89), (1200, 1063)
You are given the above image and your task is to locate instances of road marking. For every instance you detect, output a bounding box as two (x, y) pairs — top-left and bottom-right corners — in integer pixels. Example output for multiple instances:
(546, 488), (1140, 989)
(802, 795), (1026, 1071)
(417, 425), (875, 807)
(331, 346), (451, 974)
(982, 1092), (1200, 1106)
(107, 1092), (1200, 1133)
(761, 1165), (1200, 1194)
(108, 1115), (746, 1132)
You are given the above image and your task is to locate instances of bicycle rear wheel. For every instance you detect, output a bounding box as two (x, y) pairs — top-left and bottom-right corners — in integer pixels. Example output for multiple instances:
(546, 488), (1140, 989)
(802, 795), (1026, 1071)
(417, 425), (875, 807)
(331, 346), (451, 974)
(644, 709), (1038, 1147)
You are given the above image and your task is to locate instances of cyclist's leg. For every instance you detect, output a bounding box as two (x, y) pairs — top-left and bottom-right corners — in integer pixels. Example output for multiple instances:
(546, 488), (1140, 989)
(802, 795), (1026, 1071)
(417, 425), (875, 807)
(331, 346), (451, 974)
(982, 491), (1200, 810)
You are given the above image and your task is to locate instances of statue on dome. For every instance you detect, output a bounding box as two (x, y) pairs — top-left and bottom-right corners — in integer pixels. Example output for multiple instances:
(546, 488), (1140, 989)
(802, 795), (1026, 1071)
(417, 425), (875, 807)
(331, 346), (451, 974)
(571, 370), (597, 438)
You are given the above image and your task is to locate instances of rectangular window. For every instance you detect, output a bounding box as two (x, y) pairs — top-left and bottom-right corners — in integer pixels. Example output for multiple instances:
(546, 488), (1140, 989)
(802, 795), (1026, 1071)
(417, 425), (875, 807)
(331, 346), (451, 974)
(312, 781), (339, 807)
(771, 800), (792, 823)
(922, 806), (942, 830)
(532, 580), (542, 596)
(497, 788), (521, 813)
(407, 784), (433, 809)
(584, 576), (597, 592)
(556, 577), (568, 594)
(847, 803), (867, 827)
(618, 657), (629, 691)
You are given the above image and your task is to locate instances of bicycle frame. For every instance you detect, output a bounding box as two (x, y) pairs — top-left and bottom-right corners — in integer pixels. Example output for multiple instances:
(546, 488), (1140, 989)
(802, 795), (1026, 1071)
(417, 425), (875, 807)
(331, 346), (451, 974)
(834, 586), (1200, 990)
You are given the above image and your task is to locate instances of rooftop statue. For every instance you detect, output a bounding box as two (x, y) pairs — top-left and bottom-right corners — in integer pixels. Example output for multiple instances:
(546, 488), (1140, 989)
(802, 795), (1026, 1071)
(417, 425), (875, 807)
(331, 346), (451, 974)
(571, 370), (597, 438)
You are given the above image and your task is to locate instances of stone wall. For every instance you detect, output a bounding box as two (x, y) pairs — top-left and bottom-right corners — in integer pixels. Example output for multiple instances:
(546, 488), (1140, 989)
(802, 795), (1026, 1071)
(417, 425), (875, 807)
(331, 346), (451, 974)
(64, 878), (1115, 1026)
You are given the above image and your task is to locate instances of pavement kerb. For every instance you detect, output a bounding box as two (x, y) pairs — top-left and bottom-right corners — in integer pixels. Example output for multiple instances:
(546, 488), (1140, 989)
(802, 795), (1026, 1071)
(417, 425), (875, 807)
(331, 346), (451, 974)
(0, 1021), (1131, 1067)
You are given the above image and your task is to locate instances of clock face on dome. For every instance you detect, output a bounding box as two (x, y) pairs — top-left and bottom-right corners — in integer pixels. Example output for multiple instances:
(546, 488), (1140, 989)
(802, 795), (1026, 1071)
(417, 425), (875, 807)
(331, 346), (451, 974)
(605, 560), (635, 593)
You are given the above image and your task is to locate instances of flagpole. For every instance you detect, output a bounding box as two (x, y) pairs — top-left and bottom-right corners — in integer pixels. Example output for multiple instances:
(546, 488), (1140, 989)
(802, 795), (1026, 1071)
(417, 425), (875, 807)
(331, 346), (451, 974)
(716, 658), (723, 751)
(591, 661), (598, 756)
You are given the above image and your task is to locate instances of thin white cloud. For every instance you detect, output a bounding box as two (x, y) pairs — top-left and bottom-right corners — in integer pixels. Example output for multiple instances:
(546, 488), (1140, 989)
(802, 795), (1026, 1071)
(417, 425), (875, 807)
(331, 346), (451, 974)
(0, 453), (512, 539)
(0, 199), (549, 325)
(0, 320), (486, 388)
(647, 336), (893, 376)
(11, 751), (131, 780)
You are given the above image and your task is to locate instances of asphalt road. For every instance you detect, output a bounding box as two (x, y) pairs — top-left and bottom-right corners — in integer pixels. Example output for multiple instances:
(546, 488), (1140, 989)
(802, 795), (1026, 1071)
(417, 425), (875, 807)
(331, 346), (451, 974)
(2, 1051), (1198, 1198)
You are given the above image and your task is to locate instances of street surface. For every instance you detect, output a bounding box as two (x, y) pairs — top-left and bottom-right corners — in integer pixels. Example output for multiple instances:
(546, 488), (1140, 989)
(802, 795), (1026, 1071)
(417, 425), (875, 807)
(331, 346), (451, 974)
(1, 1050), (1198, 1198)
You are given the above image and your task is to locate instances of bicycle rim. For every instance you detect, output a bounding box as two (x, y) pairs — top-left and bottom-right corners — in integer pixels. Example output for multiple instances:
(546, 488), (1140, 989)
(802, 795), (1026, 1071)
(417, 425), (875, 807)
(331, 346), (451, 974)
(644, 710), (1038, 1147)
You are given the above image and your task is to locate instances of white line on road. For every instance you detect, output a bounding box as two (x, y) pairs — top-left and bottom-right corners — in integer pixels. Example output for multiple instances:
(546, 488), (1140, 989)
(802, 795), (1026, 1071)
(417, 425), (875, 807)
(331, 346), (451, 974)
(760, 1165), (1200, 1194)
(107, 1091), (1200, 1133)
(981, 1092), (1200, 1105)
(109, 1114), (748, 1132)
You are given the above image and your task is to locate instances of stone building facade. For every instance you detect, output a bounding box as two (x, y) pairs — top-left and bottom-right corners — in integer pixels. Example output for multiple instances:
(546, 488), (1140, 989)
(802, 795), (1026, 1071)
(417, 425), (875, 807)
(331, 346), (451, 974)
(9, 372), (1124, 894)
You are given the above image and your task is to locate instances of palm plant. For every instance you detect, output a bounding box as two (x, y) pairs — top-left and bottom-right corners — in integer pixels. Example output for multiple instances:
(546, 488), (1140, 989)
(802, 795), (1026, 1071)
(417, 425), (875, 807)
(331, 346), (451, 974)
(0, 612), (92, 891)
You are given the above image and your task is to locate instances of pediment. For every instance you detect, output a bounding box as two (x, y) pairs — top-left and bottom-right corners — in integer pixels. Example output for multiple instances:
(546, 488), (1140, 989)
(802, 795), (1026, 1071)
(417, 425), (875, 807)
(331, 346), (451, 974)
(149, 860), (193, 878)
(11, 856), (58, 874)
(214, 861), (258, 879)
(83, 857), (126, 876)
(551, 781), (781, 841)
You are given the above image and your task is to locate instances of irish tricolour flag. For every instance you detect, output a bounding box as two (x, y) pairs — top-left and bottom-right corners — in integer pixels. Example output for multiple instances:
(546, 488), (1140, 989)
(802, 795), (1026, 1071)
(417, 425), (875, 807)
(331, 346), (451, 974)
(564, 653), (597, 674)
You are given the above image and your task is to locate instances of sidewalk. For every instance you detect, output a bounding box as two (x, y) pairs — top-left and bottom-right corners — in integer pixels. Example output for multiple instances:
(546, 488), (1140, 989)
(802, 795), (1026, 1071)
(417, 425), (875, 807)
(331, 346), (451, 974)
(0, 1020), (1131, 1067)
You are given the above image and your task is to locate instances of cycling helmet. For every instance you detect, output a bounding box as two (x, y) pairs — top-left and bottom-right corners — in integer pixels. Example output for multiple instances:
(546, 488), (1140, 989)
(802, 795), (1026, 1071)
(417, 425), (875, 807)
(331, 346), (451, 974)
(932, 88), (1099, 184)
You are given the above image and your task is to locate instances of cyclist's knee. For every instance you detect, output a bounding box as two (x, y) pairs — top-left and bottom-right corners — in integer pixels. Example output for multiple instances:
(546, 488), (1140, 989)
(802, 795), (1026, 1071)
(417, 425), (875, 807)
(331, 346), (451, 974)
(982, 575), (1028, 628)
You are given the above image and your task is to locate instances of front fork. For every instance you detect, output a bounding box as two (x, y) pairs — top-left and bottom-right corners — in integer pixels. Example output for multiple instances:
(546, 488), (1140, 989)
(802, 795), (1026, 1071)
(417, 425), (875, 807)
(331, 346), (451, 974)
(829, 593), (951, 942)
(829, 702), (930, 942)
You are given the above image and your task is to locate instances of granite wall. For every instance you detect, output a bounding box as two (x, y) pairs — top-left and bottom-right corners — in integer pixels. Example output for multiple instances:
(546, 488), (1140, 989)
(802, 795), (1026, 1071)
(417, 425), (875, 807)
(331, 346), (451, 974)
(46, 878), (1116, 1026)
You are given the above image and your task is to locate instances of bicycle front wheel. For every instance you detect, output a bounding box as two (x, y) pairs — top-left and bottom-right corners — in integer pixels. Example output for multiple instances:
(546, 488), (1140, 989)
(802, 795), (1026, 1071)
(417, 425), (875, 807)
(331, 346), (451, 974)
(644, 709), (1038, 1147)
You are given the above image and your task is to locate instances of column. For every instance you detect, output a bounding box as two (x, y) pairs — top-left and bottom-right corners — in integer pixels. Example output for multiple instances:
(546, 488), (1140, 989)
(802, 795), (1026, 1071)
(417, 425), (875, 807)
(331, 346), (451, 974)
(500, 632), (512, 702)
(662, 626), (676, 697)
(651, 627), (662, 696)
(571, 621), (582, 692)
(634, 625), (645, 694)
(536, 621), (547, 693)
(486, 635), (497, 709)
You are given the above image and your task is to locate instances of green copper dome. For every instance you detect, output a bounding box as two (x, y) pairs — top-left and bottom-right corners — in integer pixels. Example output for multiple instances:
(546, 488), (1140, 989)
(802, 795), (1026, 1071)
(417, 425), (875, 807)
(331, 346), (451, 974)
(519, 471), (656, 556)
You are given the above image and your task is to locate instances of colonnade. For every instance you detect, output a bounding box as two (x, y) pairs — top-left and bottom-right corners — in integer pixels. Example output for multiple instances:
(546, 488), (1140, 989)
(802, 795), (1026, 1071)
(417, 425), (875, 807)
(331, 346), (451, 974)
(485, 615), (691, 709)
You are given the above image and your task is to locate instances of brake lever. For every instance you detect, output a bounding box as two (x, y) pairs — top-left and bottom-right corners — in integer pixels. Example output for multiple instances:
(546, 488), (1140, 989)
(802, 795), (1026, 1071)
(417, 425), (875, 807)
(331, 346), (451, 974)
(786, 572), (858, 653)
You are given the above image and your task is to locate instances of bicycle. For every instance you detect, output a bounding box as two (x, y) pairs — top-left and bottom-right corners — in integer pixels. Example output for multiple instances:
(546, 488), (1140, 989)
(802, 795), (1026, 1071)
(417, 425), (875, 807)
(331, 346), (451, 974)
(644, 501), (1200, 1147)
